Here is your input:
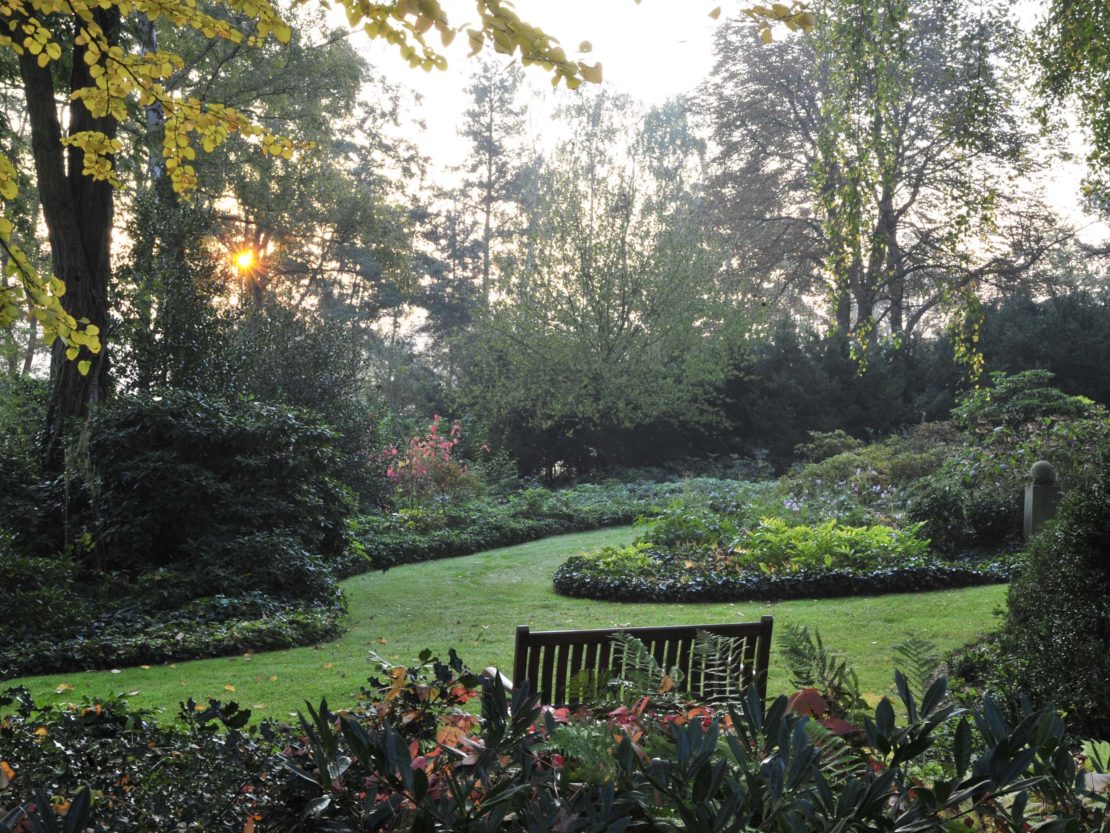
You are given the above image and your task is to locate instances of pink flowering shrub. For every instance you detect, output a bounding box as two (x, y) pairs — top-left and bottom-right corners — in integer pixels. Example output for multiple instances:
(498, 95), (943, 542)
(381, 415), (482, 508)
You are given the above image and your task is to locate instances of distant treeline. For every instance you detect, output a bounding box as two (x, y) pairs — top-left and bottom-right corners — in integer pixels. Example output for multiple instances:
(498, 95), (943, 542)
(502, 292), (1110, 476)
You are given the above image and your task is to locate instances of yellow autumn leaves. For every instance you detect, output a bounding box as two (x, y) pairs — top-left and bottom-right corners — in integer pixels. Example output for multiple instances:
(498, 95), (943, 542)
(743, 2), (817, 44)
(0, 0), (301, 370)
(0, 44), (83, 361)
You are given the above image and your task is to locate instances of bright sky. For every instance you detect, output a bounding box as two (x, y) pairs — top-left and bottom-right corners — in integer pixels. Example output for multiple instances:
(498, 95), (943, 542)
(348, 1), (1103, 240)
(357, 1), (732, 167)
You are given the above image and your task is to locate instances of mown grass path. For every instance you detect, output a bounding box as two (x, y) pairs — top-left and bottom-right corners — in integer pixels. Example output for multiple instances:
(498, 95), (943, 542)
(11, 527), (1006, 720)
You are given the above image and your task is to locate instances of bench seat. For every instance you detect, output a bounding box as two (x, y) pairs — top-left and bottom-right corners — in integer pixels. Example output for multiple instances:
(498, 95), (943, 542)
(512, 616), (773, 710)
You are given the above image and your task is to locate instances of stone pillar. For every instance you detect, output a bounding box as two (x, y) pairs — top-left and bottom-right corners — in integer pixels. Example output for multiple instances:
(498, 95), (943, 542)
(1024, 460), (1062, 540)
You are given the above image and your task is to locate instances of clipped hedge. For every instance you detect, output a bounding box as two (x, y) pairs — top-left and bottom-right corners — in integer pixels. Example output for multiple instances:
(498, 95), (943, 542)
(348, 511), (574, 574)
(0, 601), (344, 679)
(68, 390), (355, 576)
(553, 552), (1012, 603)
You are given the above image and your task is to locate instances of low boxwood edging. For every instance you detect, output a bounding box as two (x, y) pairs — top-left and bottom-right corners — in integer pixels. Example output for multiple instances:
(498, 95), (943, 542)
(345, 513), (632, 574)
(0, 603), (345, 680)
(553, 556), (1014, 603)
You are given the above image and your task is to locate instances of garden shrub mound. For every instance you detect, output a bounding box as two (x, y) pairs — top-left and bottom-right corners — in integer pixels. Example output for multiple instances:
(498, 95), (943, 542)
(554, 518), (1012, 603)
(904, 371), (1109, 554)
(67, 390), (353, 575)
(2, 645), (1108, 833)
(0, 391), (352, 679)
(772, 425), (953, 528)
(771, 372), (1110, 556)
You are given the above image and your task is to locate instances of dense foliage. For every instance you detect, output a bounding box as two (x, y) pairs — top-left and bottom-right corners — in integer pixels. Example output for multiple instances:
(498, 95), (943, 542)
(905, 371), (1109, 554)
(60, 390), (353, 578)
(554, 372), (1108, 604)
(767, 372), (1110, 555)
(2, 644), (1108, 832)
(0, 377), (47, 551)
(0, 391), (353, 678)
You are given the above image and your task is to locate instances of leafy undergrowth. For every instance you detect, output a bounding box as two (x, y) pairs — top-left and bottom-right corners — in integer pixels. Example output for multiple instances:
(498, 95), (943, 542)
(2, 639), (1108, 833)
(7, 527), (1008, 722)
(1, 392), (354, 679)
(344, 478), (758, 573)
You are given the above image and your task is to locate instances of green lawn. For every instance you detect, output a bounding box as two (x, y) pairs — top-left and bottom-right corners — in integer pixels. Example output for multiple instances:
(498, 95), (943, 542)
(10, 527), (1007, 720)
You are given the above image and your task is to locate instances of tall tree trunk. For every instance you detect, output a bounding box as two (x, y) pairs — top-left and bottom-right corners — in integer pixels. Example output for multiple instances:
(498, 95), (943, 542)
(21, 311), (38, 376)
(20, 8), (121, 469)
(2, 324), (17, 376)
(480, 99), (494, 307)
(888, 263), (905, 336)
(877, 185), (905, 336)
(481, 180), (492, 305)
(835, 288), (851, 332)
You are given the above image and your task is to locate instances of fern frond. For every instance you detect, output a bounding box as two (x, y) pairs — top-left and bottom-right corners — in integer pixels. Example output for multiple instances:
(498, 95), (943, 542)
(608, 633), (685, 705)
(777, 624), (864, 717)
(610, 632), (663, 681)
(691, 629), (755, 707)
(892, 634), (941, 700)
(804, 719), (869, 784)
(779, 622), (821, 690)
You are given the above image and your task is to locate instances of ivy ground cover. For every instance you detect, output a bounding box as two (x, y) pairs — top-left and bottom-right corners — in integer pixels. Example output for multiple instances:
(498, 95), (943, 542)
(7, 527), (1006, 721)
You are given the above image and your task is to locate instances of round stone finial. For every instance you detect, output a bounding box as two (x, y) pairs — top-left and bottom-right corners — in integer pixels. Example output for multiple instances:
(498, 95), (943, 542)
(1029, 460), (1057, 485)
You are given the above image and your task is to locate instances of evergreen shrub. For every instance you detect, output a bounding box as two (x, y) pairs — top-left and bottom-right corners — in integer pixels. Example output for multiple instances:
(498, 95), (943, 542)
(68, 390), (354, 577)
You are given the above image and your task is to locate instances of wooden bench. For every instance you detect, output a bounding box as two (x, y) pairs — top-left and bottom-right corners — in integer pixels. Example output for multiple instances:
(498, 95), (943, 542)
(512, 616), (773, 710)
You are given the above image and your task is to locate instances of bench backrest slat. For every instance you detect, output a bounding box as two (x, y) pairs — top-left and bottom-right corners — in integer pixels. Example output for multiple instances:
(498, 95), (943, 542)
(513, 617), (773, 710)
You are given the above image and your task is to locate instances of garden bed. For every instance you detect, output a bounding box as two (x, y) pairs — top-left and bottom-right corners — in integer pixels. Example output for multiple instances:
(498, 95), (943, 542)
(345, 478), (763, 573)
(553, 518), (1015, 603)
(2, 642), (1106, 833)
